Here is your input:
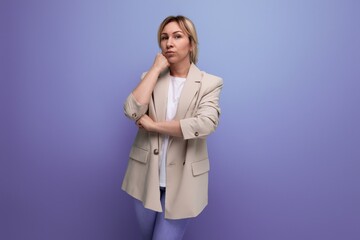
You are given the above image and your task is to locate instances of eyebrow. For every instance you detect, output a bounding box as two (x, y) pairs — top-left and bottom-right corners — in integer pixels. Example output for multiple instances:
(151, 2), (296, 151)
(161, 31), (184, 35)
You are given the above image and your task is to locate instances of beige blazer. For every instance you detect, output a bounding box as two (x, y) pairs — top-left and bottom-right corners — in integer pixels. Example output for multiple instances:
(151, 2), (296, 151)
(122, 63), (223, 219)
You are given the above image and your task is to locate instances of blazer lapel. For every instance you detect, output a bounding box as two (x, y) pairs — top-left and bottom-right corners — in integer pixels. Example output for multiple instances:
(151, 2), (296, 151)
(174, 63), (202, 120)
(153, 70), (170, 121)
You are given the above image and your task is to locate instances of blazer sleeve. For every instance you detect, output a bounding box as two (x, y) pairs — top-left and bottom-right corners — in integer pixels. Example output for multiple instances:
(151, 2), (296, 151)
(179, 77), (223, 140)
(123, 72), (149, 121)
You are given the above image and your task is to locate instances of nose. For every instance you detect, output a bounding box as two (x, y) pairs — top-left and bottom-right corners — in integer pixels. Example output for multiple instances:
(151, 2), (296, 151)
(166, 37), (174, 48)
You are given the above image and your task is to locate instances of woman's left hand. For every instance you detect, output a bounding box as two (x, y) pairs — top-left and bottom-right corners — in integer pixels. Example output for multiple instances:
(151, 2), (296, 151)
(136, 114), (156, 132)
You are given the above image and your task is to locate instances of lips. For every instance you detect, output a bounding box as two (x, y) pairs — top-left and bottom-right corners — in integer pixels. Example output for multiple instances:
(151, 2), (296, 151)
(166, 51), (175, 55)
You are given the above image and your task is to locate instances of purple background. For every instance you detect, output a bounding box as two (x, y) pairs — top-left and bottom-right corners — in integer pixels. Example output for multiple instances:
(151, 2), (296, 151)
(1, 0), (360, 239)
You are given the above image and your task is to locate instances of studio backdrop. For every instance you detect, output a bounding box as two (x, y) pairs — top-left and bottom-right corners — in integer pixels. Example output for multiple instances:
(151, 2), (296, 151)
(1, 0), (359, 239)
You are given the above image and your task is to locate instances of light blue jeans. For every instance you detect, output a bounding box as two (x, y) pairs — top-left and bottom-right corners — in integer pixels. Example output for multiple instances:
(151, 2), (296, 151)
(134, 187), (190, 240)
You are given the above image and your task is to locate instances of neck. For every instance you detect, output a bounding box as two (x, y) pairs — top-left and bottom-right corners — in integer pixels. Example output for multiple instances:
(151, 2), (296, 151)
(169, 59), (191, 78)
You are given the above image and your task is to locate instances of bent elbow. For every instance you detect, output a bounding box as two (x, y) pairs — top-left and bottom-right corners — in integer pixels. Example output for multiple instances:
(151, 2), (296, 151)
(123, 93), (149, 121)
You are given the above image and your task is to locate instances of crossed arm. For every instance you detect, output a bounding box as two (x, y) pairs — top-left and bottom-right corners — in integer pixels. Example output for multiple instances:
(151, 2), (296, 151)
(136, 115), (183, 138)
(128, 53), (182, 136)
(124, 55), (222, 139)
(125, 77), (223, 140)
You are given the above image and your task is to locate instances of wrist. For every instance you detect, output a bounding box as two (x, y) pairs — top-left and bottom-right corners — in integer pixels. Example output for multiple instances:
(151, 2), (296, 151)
(150, 65), (162, 75)
(151, 121), (159, 133)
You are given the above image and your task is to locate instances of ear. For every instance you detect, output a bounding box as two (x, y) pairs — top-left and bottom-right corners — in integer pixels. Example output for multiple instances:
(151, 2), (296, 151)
(188, 39), (194, 50)
(189, 43), (194, 52)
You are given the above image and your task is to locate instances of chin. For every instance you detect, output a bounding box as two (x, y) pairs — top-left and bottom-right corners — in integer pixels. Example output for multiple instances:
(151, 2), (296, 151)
(167, 56), (189, 65)
(167, 58), (178, 64)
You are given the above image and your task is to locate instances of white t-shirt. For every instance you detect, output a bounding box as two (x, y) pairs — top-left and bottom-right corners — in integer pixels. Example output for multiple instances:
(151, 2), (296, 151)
(159, 76), (187, 187)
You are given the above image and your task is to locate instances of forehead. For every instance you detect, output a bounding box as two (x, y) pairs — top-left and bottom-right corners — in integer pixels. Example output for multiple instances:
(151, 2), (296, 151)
(161, 21), (184, 34)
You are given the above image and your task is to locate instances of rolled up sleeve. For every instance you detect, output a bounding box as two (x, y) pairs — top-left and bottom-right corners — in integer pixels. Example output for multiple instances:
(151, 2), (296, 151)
(180, 78), (223, 140)
(123, 93), (149, 121)
(123, 73), (149, 121)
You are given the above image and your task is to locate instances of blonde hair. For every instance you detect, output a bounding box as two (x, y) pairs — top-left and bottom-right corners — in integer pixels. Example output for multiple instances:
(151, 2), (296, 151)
(157, 15), (199, 64)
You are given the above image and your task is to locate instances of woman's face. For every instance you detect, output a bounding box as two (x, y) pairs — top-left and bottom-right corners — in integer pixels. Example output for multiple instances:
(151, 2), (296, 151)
(160, 22), (192, 65)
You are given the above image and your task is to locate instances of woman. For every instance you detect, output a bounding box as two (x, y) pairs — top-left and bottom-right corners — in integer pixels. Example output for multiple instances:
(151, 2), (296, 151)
(122, 15), (223, 240)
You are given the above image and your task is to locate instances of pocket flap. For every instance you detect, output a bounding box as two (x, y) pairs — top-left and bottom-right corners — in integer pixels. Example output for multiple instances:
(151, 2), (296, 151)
(129, 146), (149, 164)
(191, 159), (210, 176)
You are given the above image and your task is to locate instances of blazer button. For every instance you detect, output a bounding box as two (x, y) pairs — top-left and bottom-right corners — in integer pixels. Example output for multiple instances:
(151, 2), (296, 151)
(194, 132), (199, 137)
(153, 149), (159, 155)
(132, 113), (137, 118)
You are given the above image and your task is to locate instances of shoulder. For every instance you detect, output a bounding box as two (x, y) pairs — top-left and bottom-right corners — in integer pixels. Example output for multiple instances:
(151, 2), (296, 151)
(141, 72), (147, 79)
(140, 69), (169, 80)
(201, 71), (223, 88)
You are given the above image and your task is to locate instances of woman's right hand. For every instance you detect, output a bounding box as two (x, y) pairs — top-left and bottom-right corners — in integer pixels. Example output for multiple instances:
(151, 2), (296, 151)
(131, 54), (169, 105)
(152, 53), (170, 73)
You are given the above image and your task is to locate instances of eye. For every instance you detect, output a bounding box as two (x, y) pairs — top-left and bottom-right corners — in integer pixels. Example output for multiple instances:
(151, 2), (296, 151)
(174, 34), (182, 39)
(161, 35), (168, 41)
